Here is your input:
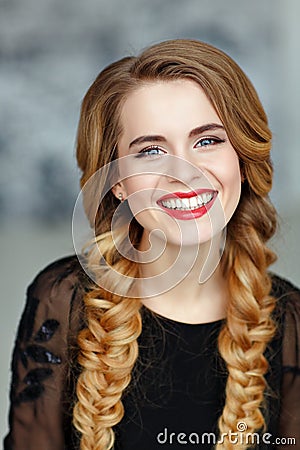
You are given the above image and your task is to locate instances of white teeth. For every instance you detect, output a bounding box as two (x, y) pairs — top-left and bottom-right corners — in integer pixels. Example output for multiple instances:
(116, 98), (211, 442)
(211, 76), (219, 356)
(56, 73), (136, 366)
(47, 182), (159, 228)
(169, 199), (176, 209)
(181, 198), (190, 209)
(161, 192), (214, 210)
(197, 192), (213, 205)
(190, 196), (198, 208)
(176, 198), (182, 208)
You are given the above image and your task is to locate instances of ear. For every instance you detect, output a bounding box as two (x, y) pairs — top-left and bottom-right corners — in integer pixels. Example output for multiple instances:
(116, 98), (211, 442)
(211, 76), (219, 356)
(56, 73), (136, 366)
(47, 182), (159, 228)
(112, 182), (127, 201)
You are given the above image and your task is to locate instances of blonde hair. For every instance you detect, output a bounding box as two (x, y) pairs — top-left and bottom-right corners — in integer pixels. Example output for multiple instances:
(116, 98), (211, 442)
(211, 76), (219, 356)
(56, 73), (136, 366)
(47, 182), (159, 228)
(73, 39), (277, 449)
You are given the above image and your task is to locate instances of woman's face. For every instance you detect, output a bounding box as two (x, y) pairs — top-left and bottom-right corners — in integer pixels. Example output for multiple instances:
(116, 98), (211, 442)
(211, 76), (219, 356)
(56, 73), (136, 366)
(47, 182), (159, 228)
(115, 79), (241, 247)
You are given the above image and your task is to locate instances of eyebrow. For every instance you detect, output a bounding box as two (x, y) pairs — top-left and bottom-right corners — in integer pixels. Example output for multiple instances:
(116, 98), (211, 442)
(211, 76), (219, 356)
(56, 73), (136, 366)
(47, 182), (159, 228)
(128, 123), (225, 148)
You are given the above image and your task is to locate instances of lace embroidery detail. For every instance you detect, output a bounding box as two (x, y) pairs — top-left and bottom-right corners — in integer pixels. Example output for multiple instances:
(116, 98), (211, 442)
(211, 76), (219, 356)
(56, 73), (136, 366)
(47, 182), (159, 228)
(34, 319), (60, 342)
(14, 297), (62, 405)
(24, 344), (61, 364)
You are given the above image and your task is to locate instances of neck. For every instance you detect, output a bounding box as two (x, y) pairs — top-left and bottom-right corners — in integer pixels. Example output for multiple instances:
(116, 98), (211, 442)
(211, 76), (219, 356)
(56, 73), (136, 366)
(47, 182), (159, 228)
(136, 230), (228, 324)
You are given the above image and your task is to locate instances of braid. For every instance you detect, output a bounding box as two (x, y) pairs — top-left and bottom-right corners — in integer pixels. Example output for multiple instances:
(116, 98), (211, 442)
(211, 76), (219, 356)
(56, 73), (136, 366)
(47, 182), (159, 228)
(73, 39), (279, 449)
(73, 234), (142, 449)
(216, 193), (277, 449)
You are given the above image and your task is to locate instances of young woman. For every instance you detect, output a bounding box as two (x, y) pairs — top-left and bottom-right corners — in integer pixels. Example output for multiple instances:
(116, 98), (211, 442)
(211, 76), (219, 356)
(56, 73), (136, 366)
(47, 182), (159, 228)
(4, 39), (300, 450)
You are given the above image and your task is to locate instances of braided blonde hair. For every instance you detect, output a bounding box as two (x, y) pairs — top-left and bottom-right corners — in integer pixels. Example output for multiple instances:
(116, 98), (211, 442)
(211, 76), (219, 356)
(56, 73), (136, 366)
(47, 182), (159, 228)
(73, 39), (277, 449)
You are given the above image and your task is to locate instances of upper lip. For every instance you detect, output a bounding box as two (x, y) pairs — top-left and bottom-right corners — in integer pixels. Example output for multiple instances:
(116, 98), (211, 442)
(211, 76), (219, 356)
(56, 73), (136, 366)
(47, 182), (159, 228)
(157, 189), (217, 203)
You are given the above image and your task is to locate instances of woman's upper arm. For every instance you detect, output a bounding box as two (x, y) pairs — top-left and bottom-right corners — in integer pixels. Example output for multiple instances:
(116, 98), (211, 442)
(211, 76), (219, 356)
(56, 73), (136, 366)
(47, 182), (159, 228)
(277, 280), (300, 446)
(3, 256), (85, 450)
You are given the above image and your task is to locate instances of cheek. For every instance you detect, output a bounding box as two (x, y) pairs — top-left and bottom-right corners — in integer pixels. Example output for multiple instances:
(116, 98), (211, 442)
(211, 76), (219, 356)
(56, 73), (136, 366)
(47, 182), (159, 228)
(228, 154), (242, 194)
(123, 174), (158, 196)
(218, 149), (241, 185)
(221, 154), (242, 220)
(123, 175), (160, 219)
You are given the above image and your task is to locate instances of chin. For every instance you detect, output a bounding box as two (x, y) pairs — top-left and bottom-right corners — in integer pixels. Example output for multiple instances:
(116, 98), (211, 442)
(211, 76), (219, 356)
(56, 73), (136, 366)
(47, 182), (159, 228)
(153, 227), (220, 249)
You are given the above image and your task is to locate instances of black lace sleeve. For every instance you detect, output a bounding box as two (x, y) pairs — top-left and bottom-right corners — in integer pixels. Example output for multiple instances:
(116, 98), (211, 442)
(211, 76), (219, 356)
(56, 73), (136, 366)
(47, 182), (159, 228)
(272, 275), (300, 448)
(3, 255), (87, 450)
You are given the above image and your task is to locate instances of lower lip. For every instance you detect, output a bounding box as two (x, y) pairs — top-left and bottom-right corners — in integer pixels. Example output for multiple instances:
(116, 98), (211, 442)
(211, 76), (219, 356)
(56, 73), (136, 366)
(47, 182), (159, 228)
(157, 192), (217, 220)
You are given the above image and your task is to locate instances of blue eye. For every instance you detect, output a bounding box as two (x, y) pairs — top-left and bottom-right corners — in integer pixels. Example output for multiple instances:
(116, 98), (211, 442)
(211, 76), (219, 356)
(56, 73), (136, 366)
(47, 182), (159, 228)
(195, 137), (225, 148)
(136, 146), (166, 158)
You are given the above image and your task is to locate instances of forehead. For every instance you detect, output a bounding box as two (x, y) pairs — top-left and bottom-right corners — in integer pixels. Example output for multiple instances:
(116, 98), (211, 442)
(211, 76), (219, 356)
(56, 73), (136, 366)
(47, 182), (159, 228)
(119, 79), (221, 138)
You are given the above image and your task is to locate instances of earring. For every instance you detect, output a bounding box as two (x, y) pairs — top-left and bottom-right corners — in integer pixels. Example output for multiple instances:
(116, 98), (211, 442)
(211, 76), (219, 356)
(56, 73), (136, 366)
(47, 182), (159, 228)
(118, 193), (124, 202)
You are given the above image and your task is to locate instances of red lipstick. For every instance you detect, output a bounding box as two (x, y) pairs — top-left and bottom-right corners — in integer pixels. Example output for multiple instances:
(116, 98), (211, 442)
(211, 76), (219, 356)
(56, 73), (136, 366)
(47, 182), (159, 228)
(156, 189), (217, 220)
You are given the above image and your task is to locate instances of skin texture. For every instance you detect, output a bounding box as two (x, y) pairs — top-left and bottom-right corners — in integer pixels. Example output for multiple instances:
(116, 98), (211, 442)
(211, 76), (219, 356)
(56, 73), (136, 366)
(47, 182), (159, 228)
(113, 80), (242, 323)
(116, 80), (241, 244)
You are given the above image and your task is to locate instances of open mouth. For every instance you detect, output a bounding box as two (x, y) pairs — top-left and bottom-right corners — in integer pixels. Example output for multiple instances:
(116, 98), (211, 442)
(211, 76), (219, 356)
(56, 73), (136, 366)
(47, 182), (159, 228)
(160, 192), (214, 210)
(156, 189), (217, 219)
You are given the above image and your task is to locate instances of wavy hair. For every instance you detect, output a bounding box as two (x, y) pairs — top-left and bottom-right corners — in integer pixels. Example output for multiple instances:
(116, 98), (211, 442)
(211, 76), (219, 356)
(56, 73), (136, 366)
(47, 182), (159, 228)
(73, 39), (277, 449)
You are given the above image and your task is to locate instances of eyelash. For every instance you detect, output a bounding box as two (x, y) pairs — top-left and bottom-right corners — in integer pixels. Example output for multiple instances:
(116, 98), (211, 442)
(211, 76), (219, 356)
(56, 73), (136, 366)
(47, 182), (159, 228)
(135, 137), (225, 157)
(136, 145), (166, 158)
(195, 136), (225, 148)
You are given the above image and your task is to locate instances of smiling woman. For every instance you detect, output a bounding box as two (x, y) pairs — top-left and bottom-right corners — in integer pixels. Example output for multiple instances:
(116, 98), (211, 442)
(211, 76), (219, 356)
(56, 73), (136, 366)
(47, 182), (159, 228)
(4, 39), (300, 450)
(115, 80), (241, 243)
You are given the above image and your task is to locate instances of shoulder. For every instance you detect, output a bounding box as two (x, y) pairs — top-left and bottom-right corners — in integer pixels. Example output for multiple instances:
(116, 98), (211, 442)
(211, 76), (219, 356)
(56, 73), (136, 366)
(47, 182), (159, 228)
(21, 255), (91, 336)
(270, 273), (300, 319)
(271, 273), (300, 301)
(270, 273), (300, 368)
(15, 255), (91, 356)
(6, 255), (90, 436)
(27, 254), (89, 302)
(270, 277), (300, 440)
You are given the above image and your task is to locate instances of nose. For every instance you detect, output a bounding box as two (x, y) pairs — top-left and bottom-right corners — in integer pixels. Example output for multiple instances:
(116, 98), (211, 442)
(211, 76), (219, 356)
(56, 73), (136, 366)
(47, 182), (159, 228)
(164, 154), (205, 188)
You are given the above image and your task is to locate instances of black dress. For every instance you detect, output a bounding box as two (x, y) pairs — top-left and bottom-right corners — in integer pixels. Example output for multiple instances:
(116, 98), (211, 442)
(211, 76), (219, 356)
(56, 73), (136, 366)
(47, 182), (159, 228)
(3, 255), (300, 449)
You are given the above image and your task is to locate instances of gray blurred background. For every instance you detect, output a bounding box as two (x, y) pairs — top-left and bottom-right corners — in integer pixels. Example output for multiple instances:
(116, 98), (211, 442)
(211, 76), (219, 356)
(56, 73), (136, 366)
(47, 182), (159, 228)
(1, 0), (299, 439)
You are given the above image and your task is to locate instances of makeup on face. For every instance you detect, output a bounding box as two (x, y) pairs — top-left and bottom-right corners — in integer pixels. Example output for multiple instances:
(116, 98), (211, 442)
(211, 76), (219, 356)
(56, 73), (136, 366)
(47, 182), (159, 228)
(116, 79), (241, 246)
(157, 189), (218, 220)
